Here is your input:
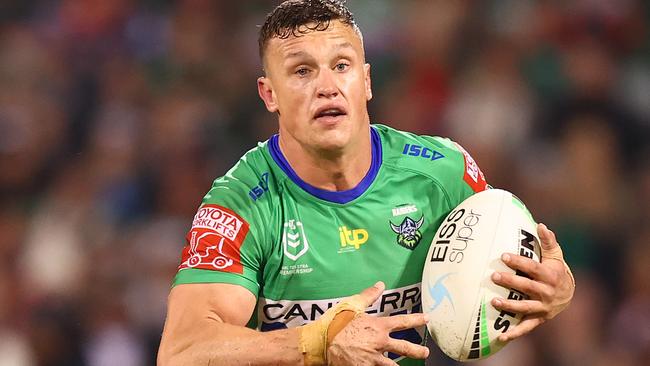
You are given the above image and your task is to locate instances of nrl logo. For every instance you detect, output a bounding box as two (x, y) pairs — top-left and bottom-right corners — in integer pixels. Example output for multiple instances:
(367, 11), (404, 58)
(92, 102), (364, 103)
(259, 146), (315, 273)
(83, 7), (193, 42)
(390, 216), (424, 250)
(282, 220), (309, 261)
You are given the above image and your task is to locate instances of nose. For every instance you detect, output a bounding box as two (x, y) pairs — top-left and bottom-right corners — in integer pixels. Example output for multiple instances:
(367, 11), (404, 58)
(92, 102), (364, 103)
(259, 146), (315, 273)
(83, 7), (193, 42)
(316, 69), (338, 98)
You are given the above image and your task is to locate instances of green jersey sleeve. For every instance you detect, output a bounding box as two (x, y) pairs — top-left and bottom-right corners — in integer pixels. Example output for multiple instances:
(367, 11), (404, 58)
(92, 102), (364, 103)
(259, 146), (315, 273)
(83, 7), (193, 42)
(419, 134), (489, 204)
(172, 148), (272, 298)
(373, 124), (489, 208)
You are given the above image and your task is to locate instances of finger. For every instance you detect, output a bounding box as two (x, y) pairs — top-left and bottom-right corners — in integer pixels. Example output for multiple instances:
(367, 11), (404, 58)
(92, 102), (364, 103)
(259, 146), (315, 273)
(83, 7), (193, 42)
(539, 223), (575, 290)
(497, 316), (544, 342)
(358, 281), (386, 307)
(538, 223), (567, 264)
(491, 271), (552, 299)
(382, 313), (428, 331)
(500, 253), (550, 280)
(376, 357), (399, 366)
(537, 223), (558, 252)
(383, 339), (430, 359)
(491, 298), (546, 315)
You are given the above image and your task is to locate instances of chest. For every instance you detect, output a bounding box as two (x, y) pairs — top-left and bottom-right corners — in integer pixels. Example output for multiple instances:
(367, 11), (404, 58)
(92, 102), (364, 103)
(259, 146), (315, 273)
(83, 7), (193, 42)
(254, 184), (449, 341)
(260, 178), (452, 302)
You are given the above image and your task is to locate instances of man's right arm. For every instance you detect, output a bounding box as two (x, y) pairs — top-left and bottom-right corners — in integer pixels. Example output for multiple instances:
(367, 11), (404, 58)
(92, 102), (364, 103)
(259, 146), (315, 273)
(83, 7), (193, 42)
(158, 282), (430, 366)
(158, 282), (305, 365)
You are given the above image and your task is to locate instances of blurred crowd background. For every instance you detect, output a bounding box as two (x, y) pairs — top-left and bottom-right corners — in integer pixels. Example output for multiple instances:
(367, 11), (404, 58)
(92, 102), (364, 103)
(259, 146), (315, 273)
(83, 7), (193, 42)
(0, 0), (648, 365)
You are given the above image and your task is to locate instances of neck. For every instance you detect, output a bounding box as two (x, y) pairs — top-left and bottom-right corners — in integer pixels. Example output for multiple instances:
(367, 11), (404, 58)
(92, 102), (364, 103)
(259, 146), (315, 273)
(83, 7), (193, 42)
(277, 129), (372, 192)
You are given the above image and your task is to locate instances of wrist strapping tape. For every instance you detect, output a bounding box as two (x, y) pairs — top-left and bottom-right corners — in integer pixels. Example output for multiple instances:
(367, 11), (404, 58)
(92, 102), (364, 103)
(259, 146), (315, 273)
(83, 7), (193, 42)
(298, 294), (366, 366)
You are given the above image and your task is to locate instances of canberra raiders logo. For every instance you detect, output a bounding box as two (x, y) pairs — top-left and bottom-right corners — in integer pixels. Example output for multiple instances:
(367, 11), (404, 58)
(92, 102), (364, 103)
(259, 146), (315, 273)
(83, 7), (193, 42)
(390, 216), (424, 250)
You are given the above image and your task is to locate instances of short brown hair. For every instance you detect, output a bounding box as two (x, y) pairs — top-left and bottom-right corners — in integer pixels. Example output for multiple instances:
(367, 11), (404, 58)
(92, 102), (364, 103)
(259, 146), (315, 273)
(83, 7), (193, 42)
(258, 0), (358, 61)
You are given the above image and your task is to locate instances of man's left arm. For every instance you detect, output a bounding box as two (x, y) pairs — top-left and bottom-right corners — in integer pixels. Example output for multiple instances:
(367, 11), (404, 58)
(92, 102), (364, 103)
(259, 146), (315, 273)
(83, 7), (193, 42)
(489, 222), (576, 342)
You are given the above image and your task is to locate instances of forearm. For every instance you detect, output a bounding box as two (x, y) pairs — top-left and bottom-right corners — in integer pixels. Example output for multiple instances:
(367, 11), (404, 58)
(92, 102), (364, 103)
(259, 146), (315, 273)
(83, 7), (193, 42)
(159, 321), (304, 366)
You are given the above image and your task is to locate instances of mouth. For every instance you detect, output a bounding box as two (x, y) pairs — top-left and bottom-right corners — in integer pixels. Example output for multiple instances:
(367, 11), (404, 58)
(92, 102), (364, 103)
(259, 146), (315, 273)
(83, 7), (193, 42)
(313, 106), (347, 122)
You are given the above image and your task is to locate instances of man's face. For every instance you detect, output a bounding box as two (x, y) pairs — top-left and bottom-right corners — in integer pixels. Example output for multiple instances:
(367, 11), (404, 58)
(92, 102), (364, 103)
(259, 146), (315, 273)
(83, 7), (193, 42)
(258, 20), (372, 154)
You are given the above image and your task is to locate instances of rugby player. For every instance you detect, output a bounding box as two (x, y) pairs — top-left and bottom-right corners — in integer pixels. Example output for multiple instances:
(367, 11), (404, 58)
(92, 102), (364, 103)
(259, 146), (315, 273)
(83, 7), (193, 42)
(158, 1), (575, 365)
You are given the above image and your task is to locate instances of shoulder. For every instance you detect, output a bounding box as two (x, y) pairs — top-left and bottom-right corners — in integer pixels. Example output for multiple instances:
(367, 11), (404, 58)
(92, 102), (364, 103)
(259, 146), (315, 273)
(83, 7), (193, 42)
(200, 141), (280, 233)
(374, 123), (468, 179)
(373, 123), (488, 203)
(205, 140), (278, 203)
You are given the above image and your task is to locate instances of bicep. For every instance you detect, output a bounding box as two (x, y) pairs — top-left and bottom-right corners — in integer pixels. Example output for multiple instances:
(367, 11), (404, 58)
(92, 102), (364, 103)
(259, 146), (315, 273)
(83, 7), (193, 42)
(163, 283), (257, 339)
(159, 283), (305, 366)
(159, 284), (291, 365)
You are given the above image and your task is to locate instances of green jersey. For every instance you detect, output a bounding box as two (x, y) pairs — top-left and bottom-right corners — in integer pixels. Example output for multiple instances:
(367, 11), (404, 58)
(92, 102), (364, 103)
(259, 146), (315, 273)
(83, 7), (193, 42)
(174, 124), (488, 365)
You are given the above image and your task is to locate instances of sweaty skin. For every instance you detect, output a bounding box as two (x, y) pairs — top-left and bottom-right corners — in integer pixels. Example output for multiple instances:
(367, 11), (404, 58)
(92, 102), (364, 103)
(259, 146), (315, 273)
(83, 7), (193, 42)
(158, 21), (429, 366)
(257, 21), (373, 191)
(158, 19), (575, 366)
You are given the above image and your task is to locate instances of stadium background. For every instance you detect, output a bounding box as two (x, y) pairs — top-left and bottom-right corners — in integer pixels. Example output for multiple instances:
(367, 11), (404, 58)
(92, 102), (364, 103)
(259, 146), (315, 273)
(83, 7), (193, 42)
(0, 0), (648, 365)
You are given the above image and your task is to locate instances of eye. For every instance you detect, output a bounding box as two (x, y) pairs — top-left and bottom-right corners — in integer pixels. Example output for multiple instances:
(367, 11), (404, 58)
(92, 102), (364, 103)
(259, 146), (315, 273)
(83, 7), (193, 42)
(335, 63), (349, 72)
(295, 67), (310, 76)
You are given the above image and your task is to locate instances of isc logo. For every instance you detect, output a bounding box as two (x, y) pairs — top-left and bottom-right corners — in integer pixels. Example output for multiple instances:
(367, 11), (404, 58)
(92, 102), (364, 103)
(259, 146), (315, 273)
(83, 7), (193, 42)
(338, 226), (368, 250)
(248, 172), (270, 201)
(402, 143), (444, 161)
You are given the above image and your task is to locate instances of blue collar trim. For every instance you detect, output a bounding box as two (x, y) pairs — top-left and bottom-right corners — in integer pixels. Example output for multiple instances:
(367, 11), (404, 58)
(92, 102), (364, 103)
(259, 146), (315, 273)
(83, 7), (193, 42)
(268, 127), (382, 204)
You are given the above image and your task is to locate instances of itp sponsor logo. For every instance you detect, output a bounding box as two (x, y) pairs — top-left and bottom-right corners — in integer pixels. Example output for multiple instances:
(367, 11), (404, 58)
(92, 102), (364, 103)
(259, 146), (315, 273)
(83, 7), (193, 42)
(338, 226), (369, 252)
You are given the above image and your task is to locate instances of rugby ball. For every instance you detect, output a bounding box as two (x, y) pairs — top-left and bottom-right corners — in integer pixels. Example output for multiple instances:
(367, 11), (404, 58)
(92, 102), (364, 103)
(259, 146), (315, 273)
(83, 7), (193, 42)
(421, 189), (541, 361)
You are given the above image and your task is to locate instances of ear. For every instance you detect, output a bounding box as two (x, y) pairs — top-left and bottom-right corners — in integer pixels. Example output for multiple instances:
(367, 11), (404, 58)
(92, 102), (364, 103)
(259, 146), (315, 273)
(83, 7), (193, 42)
(364, 63), (372, 101)
(257, 76), (279, 113)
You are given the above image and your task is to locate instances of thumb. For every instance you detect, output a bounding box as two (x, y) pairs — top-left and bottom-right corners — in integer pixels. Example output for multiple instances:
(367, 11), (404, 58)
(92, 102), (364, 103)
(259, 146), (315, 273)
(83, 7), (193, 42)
(538, 223), (564, 261)
(325, 282), (385, 346)
(358, 281), (385, 307)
